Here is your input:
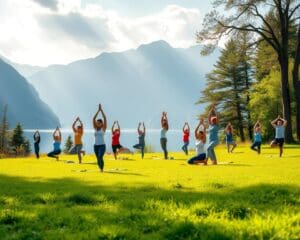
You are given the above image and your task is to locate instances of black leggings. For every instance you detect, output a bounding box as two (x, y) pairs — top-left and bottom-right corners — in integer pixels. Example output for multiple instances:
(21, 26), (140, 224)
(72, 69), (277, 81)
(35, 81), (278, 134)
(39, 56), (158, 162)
(94, 144), (106, 170)
(47, 150), (61, 158)
(133, 143), (145, 159)
(160, 138), (168, 159)
(34, 143), (40, 159)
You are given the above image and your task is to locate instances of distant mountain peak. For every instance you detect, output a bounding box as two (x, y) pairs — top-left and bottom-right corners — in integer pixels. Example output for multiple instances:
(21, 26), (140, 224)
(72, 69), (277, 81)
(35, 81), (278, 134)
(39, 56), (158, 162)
(137, 40), (171, 51)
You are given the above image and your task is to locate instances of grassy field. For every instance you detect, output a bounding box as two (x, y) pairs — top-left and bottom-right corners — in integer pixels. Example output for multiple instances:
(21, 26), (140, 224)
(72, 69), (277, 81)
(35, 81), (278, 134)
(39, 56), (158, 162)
(0, 144), (299, 240)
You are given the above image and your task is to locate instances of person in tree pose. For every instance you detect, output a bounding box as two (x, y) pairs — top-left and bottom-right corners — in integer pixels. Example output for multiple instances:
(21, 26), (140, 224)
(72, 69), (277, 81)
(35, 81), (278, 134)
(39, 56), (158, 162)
(111, 121), (131, 160)
(133, 122), (146, 159)
(93, 104), (107, 172)
(69, 117), (85, 163)
(160, 112), (169, 159)
(33, 130), (40, 159)
(187, 118), (207, 165)
(251, 121), (262, 154)
(225, 122), (237, 153)
(270, 115), (287, 157)
(206, 106), (219, 164)
(181, 122), (190, 155)
(47, 127), (61, 160)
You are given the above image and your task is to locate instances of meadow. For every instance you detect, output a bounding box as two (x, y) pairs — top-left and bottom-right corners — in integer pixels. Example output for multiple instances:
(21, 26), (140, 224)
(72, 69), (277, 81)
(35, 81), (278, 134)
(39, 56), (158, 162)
(0, 145), (299, 240)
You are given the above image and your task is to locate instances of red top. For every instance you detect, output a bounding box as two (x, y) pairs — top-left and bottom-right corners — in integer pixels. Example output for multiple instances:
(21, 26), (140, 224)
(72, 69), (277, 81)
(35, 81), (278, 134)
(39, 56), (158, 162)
(183, 130), (189, 142)
(112, 131), (120, 145)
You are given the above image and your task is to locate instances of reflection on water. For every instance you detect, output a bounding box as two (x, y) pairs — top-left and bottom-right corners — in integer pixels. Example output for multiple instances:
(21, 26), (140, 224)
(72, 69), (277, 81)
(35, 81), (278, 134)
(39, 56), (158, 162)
(24, 129), (196, 154)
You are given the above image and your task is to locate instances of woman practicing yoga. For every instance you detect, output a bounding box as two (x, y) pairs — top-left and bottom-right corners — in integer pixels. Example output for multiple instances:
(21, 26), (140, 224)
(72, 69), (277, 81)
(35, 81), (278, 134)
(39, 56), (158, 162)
(182, 122), (190, 155)
(47, 127), (62, 160)
(251, 121), (262, 154)
(160, 112), (169, 160)
(225, 122), (237, 153)
(111, 121), (131, 160)
(69, 117), (85, 163)
(187, 118), (207, 165)
(133, 122), (146, 159)
(93, 104), (107, 172)
(270, 115), (287, 157)
(33, 130), (40, 159)
(206, 106), (219, 164)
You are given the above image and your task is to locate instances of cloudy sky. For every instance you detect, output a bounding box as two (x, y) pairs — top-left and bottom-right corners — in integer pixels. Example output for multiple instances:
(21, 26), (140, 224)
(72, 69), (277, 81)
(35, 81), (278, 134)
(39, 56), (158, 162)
(0, 0), (212, 66)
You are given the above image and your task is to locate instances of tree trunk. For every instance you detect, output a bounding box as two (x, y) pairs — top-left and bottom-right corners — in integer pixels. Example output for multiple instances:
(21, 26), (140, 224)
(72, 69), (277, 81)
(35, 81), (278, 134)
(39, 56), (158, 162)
(292, 22), (300, 141)
(279, 55), (294, 142)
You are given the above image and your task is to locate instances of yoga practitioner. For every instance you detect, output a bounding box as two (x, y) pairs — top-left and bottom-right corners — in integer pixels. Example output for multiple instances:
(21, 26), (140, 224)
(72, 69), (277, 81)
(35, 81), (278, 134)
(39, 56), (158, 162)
(69, 117), (85, 163)
(206, 106), (219, 164)
(133, 122), (146, 159)
(270, 115), (287, 157)
(225, 122), (237, 153)
(33, 130), (40, 159)
(251, 121), (262, 154)
(111, 121), (131, 160)
(160, 112), (169, 159)
(93, 104), (107, 172)
(47, 127), (61, 160)
(182, 122), (190, 155)
(187, 118), (207, 165)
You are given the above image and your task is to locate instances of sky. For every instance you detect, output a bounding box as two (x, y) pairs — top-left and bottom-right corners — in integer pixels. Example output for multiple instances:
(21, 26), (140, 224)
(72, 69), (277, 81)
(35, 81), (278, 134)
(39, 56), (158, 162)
(0, 0), (212, 66)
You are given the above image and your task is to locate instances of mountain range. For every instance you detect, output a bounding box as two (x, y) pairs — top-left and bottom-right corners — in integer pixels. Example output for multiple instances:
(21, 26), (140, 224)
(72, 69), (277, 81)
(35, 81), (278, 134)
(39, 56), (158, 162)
(27, 40), (219, 129)
(0, 58), (60, 129)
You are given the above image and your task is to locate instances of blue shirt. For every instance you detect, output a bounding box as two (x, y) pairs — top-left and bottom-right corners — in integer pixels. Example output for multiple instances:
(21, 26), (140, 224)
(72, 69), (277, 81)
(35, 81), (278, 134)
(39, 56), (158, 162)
(208, 124), (219, 143)
(254, 132), (262, 142)
(95, 129), (105, 145)
(161, 128), (167, 138)
(226, 132), (233, 142)
(275, 126), (285, 139)
(53, 141), (61, 151)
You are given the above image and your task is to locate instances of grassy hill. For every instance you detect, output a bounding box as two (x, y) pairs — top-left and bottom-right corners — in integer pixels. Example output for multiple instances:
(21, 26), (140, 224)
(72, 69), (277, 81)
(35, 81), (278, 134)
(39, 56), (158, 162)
(0, 145), (299, 239)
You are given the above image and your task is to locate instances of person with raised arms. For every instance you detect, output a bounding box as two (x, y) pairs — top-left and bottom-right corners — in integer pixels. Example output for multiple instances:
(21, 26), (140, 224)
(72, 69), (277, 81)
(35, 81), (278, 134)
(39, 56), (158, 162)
(187, 118), (207, 165)
(181, 122), (190, 155)
(33, 130), (40, 159)
(206, 105), (219, 165)
(133, 122), (146, 159)
(111, 121), (131, 160)
(225, 122), (237, 153)
(93, 104), (107, 172)
(47, 127), (62, 161)
(270, 115), (288, 157)
(251, 121), (262, 154)
(160, 112), (169, 160)
(69, 117), (85, 163)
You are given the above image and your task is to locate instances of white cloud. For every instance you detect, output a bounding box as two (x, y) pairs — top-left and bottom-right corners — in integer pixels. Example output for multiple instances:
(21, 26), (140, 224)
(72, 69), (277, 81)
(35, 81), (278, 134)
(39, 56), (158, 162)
(0, 0), (202, 66)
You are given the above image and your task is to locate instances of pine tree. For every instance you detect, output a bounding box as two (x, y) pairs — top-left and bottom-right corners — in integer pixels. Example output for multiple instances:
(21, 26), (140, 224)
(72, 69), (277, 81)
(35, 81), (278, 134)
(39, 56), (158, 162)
(10, 123), (25, 155)
(64, 135), (73, 154)
(0, 104), (9, 154)
(22, 139), (31, 156)
(198, 38), (252, 141)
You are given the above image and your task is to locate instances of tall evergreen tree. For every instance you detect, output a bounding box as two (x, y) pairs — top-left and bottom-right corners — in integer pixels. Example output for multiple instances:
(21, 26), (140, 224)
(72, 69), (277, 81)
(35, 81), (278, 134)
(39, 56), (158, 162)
(64, 135), (73, 154)
(10, 123), (25, 154)
(198, 38), (251, 141)
(0, 105), (9, 154)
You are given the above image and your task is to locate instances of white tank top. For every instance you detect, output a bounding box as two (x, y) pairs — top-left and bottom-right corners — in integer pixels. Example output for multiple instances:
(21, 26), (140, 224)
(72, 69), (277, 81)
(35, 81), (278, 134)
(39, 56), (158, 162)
(94, 129), (105, 145)
(195, 140), (205, 155)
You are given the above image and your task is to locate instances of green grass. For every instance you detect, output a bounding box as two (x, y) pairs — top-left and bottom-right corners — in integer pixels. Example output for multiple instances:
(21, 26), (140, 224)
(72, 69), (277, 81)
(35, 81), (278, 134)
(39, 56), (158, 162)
(0, 144), (299, 240)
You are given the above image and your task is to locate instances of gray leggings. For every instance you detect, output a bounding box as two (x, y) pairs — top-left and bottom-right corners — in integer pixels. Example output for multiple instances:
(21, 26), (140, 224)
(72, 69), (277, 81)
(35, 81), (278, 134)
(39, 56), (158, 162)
(69, 144), (83, 162)
(206, 141), (218, 162)
(160, 138), (168, 159)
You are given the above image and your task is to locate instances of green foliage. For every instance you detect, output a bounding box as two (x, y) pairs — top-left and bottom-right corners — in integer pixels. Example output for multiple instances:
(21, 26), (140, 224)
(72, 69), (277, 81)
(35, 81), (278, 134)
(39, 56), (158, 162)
(0, 104), (9, 154)
(64, 135), (73, 154)
(10, 122), (31, 156)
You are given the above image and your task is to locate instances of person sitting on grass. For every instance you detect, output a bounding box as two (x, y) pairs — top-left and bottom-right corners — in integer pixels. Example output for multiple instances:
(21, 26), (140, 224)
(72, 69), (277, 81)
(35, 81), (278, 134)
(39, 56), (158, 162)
(187, 118), (207, 165)
(47, 127), (62, 161)
(93, 104), (107, 172)
(133, 122), (146, 159)
(33, 130), (40, 159)
(206, 105), (219, 165)
(111, 121), (131, 160)
(270, 115), (288, 157)
(225, 122), (237, 153)
(69, 117), (85, 164)
(181, 122), (190, 155)
(160, 111), (169, 160)
(251, 121), (262, 154)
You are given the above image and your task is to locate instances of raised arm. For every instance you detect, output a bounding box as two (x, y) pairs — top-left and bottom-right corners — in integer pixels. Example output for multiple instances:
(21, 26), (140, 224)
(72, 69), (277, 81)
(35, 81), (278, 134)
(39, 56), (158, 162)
(281, 117), (288, 127)
(72, 117), (78, 132)
(161, 112), (165, 127)
(271, 116), (279, 128)
(57, 128), (62, 141)
(186, 122), (190, 132)
(164, 113), (169, 131)
(99, 104), (107, 132)
(111, 121), (116, 133)
(116, 121), (120, 133)
(142, 122), (146, 135)
(195, 120), (202, 139)
(93, 107), (100, 129)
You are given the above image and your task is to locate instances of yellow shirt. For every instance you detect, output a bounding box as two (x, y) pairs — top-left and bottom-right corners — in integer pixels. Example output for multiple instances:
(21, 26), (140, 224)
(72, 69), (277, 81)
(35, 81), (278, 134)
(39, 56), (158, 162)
(74, 131), (83, 145)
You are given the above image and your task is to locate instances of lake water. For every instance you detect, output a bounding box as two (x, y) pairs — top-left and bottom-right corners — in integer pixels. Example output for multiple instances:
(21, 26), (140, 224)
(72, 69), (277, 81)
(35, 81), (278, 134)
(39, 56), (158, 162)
(24, 129), (198, 154)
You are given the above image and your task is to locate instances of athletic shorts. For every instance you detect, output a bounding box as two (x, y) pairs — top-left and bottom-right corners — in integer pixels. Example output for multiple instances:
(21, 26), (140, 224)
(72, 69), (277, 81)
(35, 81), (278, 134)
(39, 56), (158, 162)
(112, 144), (123, 153)
(273, 138), (284, 147)
(226, 141), (235, 145)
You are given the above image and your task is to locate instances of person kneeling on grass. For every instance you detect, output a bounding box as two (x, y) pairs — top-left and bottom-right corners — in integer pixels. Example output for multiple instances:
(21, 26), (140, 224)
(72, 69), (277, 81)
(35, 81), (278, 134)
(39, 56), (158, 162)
(251, 121), (262, 154)
(270, 115), (287, 157)
(188, 119), (207, 165)
(47, 127), (62, 160)
(225, 122), (237, 153)
(111, 121), (131, 160)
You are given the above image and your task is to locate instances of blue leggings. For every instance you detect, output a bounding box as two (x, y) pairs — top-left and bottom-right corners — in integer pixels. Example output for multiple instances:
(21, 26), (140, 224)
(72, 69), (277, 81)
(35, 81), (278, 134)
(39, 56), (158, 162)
(187, 153), (206, 164)
(206, 141), (218, 162)
(94, 144), (106, 170)
(182, 141), (189, 155)
(133, 143), (145, 159)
